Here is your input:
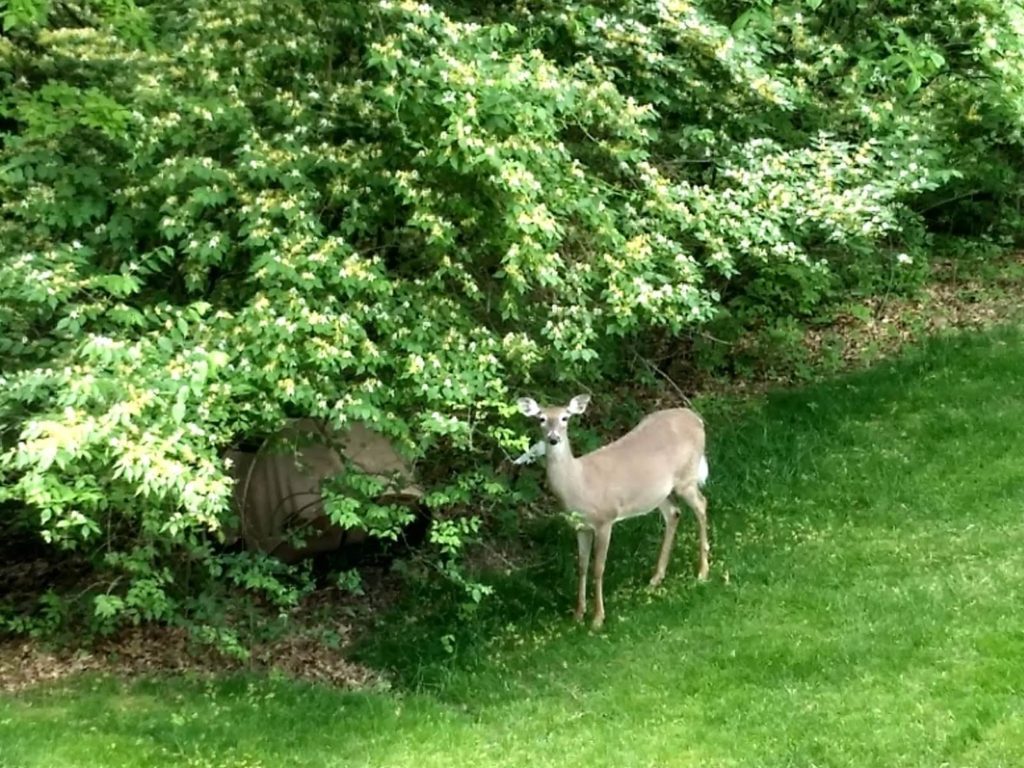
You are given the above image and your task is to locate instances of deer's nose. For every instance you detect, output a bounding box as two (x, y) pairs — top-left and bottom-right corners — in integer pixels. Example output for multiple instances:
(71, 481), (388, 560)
(547, 434), (561, 446)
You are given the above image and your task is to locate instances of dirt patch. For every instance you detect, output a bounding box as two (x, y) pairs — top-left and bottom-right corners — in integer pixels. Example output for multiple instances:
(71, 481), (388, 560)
(0, 579), (400, 694)
(815, 265), (1024, 363)
(700, 254), (1024, 396)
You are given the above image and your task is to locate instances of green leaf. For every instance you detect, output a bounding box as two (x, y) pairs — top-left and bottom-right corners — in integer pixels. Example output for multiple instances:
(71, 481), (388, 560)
(171, 387), (189, 423)
(94, 594), (125, 619)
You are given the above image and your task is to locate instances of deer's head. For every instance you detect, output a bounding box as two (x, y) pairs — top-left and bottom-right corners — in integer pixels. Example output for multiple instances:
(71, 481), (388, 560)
(517, 394), (591, 446)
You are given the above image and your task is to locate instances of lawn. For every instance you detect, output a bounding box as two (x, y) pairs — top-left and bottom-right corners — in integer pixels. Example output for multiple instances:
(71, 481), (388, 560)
(3, 324), (1024, 768)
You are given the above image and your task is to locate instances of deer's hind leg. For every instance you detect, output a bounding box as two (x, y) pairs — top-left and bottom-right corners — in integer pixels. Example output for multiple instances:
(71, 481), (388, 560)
(650, 500), (681, 588)
(676, 481), (710, 581)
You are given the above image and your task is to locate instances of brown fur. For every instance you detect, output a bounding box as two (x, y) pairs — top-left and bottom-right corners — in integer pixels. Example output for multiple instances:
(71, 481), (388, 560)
(519, 396), (710, 629)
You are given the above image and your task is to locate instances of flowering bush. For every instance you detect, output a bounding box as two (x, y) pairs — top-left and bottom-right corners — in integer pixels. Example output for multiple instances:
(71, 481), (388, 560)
(2, 0), (1022, 641)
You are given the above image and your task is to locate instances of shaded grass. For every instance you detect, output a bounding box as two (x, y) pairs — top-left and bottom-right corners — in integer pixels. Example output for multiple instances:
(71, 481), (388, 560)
(3, 325), (1024, 768)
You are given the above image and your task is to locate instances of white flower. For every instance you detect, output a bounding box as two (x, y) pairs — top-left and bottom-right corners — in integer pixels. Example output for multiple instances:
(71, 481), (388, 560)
(896, 253), (913, 265)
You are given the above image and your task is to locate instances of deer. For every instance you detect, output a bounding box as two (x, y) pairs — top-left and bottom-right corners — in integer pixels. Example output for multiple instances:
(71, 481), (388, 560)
(515, 394), (709, 630)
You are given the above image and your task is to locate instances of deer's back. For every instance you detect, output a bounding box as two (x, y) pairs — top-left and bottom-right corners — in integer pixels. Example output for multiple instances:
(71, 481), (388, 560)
(575, 408), (705, 519)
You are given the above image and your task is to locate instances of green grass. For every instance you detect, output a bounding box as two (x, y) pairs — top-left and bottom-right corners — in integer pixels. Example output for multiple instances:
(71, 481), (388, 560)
(4, 324), (1024, 768)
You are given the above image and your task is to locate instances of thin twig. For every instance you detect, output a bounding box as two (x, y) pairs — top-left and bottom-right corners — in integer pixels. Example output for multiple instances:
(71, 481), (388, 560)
(632, 351), (697, 412)
(914, 188), (983, 215)
(698, 331), (732, 346)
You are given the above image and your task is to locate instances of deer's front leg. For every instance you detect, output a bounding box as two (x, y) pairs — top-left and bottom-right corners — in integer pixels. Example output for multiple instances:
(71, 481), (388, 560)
(591, 523), (613, 630)
(575, 527), (594, 622)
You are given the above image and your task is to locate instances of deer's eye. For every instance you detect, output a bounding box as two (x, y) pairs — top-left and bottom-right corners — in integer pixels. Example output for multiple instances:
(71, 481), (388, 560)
(560, 415), (569, 423)
(536, 415), (545, 422)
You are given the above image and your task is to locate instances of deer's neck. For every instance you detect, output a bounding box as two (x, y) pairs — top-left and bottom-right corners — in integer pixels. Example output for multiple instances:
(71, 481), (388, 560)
(545, 438), (586, 509)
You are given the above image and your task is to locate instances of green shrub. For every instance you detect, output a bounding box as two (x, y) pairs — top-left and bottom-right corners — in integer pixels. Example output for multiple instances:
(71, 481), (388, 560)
(1, 0), (1022, 643)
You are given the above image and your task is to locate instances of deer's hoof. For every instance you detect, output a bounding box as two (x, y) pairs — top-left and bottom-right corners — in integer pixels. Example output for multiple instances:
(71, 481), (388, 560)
(648, 574), (664, 589)
(697, 569), (710, 582)
(573, 610), (585, 623)
(590, 615), (605, 631)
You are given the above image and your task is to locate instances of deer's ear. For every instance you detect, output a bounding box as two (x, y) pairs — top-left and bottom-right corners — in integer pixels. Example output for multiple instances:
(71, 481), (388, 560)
(517, 397), (542, 417)
(567, 394), (591, 415)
